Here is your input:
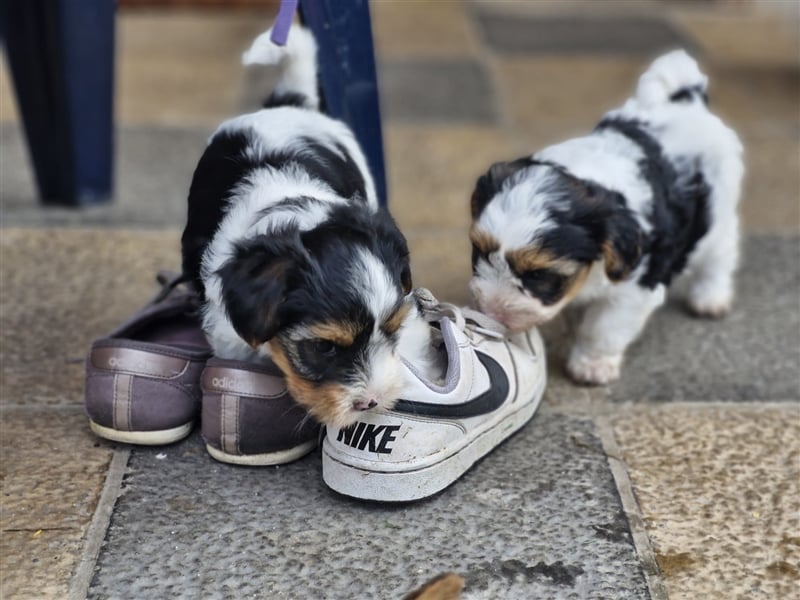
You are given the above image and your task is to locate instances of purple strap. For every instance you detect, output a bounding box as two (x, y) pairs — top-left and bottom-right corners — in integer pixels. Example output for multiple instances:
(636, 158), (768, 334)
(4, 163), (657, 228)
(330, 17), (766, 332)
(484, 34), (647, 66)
(270, 0), (299, 47)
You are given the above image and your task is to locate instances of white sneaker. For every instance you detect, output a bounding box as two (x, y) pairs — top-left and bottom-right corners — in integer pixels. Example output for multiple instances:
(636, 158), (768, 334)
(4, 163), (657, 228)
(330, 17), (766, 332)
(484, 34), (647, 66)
(322, 289), (546, 502)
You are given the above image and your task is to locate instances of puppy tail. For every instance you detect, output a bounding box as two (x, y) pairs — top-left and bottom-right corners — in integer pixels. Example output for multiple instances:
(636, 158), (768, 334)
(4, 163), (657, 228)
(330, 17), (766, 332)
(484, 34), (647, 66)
(634, 49), (709, 109)
(242, 25), (319, 110)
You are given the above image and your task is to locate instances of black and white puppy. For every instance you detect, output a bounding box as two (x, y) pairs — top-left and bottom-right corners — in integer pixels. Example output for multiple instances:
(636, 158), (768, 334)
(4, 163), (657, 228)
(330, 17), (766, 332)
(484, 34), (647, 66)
(181, 26), (432, 427)
(469, 50), (744, 385)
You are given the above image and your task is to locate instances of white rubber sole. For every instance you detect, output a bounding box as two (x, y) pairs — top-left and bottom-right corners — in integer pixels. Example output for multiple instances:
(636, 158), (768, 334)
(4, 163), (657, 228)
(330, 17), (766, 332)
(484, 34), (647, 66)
(205, 439), (317, 466)
(321, 374), (546, 502)
(89, 420), (193, 446)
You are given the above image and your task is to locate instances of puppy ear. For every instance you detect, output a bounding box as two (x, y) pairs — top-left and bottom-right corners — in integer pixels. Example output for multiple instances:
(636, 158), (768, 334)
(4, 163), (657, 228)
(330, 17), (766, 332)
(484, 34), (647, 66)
(600, 192), (644, 281)
(372, 208), (413, 294)
(471, 157), (533, 218)
(217, 232), (308, 347)
(560, 176), (644, 281)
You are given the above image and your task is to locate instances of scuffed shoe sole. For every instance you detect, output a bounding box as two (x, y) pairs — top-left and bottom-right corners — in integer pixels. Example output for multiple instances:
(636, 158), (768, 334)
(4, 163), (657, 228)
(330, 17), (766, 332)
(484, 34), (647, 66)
(205, 439), (317, 466)
(89, 420), (193, 446)
(321, 374), (545, 502)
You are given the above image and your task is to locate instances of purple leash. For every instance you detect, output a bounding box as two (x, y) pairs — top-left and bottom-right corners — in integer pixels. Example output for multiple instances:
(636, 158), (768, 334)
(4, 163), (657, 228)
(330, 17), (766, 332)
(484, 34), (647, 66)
(270, 0), (299, 47)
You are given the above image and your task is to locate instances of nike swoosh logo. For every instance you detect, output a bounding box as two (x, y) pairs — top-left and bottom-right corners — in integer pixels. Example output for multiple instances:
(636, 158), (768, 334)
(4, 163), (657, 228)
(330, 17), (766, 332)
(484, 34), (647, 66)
(392, 352), (510, 418)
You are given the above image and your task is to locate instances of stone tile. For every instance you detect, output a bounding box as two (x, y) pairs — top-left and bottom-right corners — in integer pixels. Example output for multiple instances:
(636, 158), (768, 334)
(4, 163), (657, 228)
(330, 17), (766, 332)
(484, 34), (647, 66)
(404, 229), (472, 307)
(0, 529), (84, 599)
(385, 125), (516, 230)
(494, 57), (644, 134)
(613, 405), (800, 599)
(380, 61), (497, 124)
(739, 131), (800, 235)
(119, 55), (244, 127)
(494, 57), (798, 146)
(89, 415), (649, 599)
(371, 0), (479, 60)
(574, 237), (799, 403)
(0, 409), (114, 598)
(117, 11), (268, 126)
(707, 64), (800, 132)
(1, 410), (113, 531)
(0, 229), (182, 405)
(1, 124), (208, 227)
(468, 1), (664, 18)
(671, 11), (800, 68)
(475, 12), (697, 56)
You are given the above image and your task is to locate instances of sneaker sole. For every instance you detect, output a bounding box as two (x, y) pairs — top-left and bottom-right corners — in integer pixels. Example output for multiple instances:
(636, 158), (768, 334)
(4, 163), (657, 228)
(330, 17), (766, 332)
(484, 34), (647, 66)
(321, 372), (546, 502)
(205, 439), (318, 466)
(89, 420), (193, 446)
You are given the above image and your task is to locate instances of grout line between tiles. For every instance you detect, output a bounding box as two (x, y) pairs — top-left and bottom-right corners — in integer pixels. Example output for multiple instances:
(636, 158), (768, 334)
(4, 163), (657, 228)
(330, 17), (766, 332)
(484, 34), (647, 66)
(68, 447), (131, 600)
(594, 415), (668, 600)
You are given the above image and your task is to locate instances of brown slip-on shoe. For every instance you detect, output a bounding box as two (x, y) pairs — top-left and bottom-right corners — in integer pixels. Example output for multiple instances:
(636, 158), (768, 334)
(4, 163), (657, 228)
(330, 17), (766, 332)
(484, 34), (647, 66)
(201, 357), (321, 466)
(85, 272), (212, 445)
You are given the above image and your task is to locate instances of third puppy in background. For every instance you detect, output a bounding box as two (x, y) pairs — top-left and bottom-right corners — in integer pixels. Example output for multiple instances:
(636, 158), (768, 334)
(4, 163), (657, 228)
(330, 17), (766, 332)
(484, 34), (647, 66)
(468, 50), (744, 385)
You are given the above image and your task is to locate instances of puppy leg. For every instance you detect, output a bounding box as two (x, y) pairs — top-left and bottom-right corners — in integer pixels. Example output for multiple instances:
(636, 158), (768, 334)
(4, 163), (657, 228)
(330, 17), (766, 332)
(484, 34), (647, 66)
(685, 219), (738, 318)
(567, 284), (666, 385)
(686, 124), (744, 318)
(686, 185), (742, 317)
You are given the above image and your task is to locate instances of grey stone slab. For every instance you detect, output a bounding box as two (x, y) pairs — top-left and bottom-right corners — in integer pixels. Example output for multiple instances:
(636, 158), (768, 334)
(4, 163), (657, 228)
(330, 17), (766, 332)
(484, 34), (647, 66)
(1, 124), (207, 228)
(545, 236), (800, 403)
(379, 61), (497, 124)
(89, 414), (649, 599)
(475, 13), (698, 56)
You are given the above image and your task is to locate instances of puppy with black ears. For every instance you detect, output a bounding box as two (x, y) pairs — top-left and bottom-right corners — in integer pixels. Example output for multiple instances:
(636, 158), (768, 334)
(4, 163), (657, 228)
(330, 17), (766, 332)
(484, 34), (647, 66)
(469, 50), (744, 385)
(181, 26), (434, 427)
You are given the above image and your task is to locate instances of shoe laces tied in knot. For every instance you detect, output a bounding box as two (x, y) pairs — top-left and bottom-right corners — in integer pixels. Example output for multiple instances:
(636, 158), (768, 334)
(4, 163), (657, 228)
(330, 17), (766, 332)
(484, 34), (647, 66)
(411, 288), (507, 341)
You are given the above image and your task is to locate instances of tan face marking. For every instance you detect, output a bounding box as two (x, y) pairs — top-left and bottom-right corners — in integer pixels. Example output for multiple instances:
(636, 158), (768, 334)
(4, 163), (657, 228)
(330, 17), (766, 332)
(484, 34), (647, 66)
(381, 302), (411, 336)
(268, 340), (351, 426)
(469, 226), (500, 257)
(602, 239), (640, 281)
(505, 246), (590, 303)
(561, 265), (591, 302)
(306, 321), (359, 347)
(505, 246), (560, 274)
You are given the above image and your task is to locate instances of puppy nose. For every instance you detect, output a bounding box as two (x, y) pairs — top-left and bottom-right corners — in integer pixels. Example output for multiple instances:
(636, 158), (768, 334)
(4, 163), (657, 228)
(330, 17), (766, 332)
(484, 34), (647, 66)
(353, 399), (378, 411)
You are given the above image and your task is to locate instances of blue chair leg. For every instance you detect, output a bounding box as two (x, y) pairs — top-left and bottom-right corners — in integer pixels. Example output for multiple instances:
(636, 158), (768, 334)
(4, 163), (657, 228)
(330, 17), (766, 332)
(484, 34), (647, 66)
(3, 0), (115, 206)
(299, 0), (388, 207)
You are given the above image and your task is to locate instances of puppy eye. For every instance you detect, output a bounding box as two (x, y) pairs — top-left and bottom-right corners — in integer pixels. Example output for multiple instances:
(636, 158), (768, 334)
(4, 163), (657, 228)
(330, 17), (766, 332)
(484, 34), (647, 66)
(311, 339), (338, 357)
(519, 269), (567, 300)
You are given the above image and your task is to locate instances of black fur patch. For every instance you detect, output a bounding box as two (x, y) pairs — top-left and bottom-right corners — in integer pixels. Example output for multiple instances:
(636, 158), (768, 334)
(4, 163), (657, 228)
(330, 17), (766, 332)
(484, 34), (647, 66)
(518, 269), (569, 305)
(181, 128), (368, 296)
(669, 84), (709, 106)
(263, 91), (310, 109)
(252, 196), (326, 225)
(217, 203), (410, 384)
(471, 157), (537, 218)
(596, 117), (711, 287)
(292, 137), (367, 202)
(539, 168), (643, 277)
(181, 129), (255, 294)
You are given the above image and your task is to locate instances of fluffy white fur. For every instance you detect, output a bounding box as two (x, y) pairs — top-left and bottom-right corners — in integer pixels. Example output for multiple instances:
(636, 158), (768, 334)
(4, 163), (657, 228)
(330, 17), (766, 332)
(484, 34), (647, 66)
(186, 26), (436, 426)
(470, 50), (744, 385)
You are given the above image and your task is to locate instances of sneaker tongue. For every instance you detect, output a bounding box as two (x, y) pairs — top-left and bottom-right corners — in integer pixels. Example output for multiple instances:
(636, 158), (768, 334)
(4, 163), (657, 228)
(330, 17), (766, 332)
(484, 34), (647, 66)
(430, 317), (463, 392)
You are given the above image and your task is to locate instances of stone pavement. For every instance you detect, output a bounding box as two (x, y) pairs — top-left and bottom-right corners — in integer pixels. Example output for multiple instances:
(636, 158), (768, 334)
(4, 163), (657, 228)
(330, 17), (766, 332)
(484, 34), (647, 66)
(1, 2), (798, 599)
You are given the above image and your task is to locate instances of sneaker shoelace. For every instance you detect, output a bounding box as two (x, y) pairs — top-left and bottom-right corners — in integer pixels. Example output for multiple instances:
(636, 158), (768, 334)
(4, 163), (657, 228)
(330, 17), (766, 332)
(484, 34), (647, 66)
(150, 270), (200, 306)
(412, 288), (507, 342)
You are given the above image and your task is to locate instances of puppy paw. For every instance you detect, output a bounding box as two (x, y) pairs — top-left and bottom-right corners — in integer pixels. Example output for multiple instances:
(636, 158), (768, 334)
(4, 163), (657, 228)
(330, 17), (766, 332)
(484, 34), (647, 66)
(687, 291), (732, 319)
(566, 352), (622, 386)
